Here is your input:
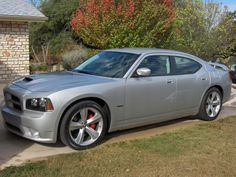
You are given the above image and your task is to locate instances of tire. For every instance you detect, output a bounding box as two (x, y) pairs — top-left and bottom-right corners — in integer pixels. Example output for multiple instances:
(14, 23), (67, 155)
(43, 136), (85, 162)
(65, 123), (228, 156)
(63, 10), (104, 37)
(198, 87), (222, 121)
(60, 100), (108, 150)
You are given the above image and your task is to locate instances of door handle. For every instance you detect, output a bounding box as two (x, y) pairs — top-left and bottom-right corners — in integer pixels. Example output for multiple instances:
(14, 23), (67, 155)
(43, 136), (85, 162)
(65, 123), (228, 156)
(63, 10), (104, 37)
(167, 79), (175, 84)
(201, 77), (207, 81)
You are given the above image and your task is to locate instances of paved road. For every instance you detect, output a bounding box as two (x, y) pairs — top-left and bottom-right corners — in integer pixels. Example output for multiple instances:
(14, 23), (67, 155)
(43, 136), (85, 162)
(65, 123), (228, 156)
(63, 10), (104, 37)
(0, 84), (236, 169)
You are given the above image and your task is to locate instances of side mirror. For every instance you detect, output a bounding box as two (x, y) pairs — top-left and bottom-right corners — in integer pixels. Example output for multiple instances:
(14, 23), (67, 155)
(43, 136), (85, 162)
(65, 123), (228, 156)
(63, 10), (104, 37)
(136, 68), (151, 77)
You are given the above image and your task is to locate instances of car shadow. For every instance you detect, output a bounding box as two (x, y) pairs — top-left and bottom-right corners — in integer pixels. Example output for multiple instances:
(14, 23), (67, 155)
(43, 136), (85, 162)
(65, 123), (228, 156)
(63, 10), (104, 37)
(37, 141), (66, 148)
(103, 116), (198, 143)
(37, 107), (235, 150)
(0, 118), (33, 166)
(36, 116), (198, 149)
(0, 86), (34, 166)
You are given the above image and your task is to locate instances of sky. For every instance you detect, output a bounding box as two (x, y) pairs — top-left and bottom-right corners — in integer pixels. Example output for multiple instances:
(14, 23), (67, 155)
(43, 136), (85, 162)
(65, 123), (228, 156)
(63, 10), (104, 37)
(27, 0), (236, 12)
(216, 0), (236, 11)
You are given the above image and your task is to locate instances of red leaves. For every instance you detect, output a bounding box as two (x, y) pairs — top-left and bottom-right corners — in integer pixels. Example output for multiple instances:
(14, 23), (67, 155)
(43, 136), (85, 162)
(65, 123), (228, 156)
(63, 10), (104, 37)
(102, 0), (112, 14)
(71, 10), (84, 32)
(71, 0), (175, 49)
(125, 0), (135, 17)
(164, 0), (174, 16)
(71, 0), (138, 33)
(164, 0), (173, 9)
(117, 3), (123, 15)
(163, 0), (174, 27)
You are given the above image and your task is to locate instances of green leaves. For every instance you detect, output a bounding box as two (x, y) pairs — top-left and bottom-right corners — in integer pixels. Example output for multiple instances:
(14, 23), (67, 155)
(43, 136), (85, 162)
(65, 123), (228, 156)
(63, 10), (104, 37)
(212, 12), (236, 63)
(30, 0), (235, 64)
(168, 0), (235, 62)
(30, 0), (79, 55)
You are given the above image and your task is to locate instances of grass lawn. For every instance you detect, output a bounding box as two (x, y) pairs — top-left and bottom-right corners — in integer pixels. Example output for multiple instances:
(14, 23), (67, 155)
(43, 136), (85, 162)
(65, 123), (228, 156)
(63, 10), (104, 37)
(1, 116), (236, 177)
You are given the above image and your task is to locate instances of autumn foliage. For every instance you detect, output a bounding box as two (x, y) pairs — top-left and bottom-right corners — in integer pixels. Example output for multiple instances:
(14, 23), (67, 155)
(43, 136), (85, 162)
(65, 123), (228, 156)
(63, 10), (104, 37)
(71, 0), (174, 49)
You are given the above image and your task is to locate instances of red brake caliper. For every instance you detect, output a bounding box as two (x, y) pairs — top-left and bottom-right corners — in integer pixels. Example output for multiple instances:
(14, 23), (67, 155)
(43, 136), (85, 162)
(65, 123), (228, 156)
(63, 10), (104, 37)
(88, 114), (96, 129)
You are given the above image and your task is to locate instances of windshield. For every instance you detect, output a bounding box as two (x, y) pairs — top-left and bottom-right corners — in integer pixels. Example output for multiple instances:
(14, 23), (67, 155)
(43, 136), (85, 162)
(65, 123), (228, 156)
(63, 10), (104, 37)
(73, 51), (139, 78)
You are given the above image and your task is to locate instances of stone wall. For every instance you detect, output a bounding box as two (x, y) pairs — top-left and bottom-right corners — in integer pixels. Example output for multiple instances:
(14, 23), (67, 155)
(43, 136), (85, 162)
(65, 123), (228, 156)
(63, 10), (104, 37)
(0, 21), (29, 82)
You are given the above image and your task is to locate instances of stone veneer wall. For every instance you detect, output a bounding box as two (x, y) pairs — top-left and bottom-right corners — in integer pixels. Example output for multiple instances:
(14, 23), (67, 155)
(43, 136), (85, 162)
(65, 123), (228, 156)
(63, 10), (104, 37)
(0, 21), (29, 82)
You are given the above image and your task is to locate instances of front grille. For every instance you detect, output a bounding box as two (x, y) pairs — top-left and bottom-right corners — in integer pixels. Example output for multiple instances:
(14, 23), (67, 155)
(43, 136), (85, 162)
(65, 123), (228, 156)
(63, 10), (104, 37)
(4, 92), (22, 112)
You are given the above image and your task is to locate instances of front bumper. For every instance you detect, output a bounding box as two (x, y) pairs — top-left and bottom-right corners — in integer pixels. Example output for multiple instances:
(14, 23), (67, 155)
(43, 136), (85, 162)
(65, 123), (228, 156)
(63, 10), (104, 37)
(1, 104), (57, 143)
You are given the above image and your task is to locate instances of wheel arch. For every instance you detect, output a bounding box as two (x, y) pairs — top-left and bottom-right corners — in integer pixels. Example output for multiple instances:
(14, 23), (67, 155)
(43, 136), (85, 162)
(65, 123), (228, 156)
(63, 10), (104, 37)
(202, 85), (224, 103)
(197, 84), (224, 120)
(197, 85), (223, 113)
(209, 85), (223, 97)
(57, 97), (111, 140)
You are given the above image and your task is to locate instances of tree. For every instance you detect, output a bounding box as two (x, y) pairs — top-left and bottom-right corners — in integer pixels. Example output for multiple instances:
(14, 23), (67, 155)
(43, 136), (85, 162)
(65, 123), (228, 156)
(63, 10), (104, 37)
(168, 0), (224, 60)
(168, 0), (236, 63)
(71, 0), (174, 49)
(212, 11), (236, 63)
(29, 0), (79, 61)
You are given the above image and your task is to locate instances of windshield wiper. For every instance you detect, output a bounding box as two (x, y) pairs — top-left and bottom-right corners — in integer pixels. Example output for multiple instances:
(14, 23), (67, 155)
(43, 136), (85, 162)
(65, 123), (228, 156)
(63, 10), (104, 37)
(74, 70), (93, 75)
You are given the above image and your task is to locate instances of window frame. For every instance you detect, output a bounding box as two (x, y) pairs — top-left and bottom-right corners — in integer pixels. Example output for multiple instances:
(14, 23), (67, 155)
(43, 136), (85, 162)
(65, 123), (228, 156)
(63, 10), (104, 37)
(131, 54), (174, 78)
(170, 56), (202, 75)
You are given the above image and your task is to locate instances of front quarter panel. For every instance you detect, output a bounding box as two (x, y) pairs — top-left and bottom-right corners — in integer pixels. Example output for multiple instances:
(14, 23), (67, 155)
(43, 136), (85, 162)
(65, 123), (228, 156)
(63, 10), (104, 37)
(49, 78), (126, 135)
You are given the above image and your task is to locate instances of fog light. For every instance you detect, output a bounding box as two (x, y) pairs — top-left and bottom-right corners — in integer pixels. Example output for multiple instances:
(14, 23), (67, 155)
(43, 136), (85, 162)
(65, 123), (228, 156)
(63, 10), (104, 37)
(30, 128), (39, 138)
(23, 127), (40, 138)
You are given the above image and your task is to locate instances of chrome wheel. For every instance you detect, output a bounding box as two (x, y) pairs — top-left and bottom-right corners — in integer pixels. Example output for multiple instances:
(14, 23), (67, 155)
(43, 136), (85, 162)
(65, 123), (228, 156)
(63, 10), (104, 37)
(69, 107), (103, 146)
(206, 91), (221, 118)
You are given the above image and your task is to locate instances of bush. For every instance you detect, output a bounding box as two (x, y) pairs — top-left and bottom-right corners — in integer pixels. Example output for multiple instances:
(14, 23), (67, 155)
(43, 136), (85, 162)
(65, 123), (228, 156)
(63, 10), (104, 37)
(62, 48), (88, 70)
(29, 0), (79, 56)
(30, 63), (48, 73)
(71, 0), (174, 49)
(38, 65), (48, 71)
(49, 32), (78, 55)
(87, 49), (100, 58)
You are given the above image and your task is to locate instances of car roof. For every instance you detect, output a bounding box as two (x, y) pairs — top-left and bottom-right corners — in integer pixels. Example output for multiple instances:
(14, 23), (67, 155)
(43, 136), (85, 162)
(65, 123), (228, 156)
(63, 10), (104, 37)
(105, 48), (200, 59)
(104, 48), (208, 65)
(106, 48), (188, 54)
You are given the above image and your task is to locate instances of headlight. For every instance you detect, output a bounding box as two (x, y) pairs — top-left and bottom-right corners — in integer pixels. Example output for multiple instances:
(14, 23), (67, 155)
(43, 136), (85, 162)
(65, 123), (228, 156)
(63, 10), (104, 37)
(26, 98), (54, 112)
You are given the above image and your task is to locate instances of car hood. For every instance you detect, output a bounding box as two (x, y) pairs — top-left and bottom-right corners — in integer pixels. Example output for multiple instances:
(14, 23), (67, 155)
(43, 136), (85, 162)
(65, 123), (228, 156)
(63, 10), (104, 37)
(12, 71), (114, 92)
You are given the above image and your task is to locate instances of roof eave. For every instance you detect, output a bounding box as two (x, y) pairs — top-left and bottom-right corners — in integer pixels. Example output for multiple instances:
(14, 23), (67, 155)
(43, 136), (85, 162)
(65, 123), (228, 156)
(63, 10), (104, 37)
(0, 15), (48, 22)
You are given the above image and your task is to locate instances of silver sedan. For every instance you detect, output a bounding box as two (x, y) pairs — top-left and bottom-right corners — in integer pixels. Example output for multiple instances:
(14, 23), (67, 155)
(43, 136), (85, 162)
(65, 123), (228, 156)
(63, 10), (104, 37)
(1, 48), (231, 150)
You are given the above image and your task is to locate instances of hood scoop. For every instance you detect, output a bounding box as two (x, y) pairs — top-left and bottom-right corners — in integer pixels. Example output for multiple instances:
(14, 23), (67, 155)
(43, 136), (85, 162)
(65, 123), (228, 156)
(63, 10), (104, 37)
(23, 76), (33, 82)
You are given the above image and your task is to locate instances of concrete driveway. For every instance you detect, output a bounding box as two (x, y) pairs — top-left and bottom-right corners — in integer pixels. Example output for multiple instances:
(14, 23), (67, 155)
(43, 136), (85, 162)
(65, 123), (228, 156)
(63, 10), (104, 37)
(1, 83), (236, 169)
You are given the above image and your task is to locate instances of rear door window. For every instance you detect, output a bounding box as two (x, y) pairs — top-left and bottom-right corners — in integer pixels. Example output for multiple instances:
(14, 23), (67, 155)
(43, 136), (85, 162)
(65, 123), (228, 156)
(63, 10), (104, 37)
(174, 57), (201, 75)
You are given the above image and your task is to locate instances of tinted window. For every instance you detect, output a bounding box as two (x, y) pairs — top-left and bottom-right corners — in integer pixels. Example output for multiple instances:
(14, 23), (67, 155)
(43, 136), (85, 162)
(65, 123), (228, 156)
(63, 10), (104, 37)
(138, 55), (171, 76)
(174, 57), (201, 75)
(74, 52), (139, 78)
(215, 65), (225, 71)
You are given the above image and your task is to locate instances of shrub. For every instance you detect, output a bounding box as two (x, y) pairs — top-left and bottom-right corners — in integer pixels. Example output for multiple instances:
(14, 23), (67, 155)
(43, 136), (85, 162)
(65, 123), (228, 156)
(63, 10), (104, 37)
(30, 63), (48, 73)
(87, 49), (100, 58)
(38, 65), (48, 71)
(71, 0), (174, 49)
(62, 48), (88, 70)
